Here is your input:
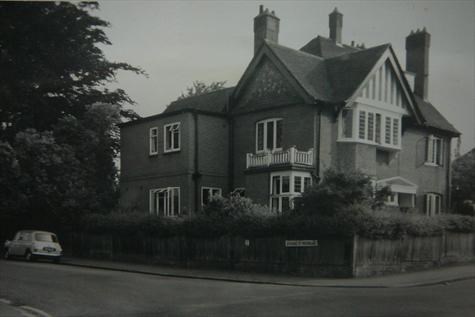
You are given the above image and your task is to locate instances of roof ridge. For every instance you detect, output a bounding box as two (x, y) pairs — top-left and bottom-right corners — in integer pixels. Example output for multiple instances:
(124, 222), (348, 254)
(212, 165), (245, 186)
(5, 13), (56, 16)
(170, 86), (234, 104)
(325, 43), (391, 61)
(314, 35), (360, 50)
(266, 41), (325, 61)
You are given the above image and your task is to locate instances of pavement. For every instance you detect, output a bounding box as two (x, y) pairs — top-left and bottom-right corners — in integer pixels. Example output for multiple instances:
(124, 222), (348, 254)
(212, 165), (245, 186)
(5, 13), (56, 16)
(61, 256), (475, 288)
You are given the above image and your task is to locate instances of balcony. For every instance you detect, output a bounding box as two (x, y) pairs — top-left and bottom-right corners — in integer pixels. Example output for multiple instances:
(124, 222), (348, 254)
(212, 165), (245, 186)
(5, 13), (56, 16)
(246, 147), (314, 169)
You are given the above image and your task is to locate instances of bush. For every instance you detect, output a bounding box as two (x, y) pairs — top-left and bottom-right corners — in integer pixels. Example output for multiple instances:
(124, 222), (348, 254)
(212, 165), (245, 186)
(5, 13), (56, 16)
(294, 169), (389, 217)
(76, 199), (475, 241)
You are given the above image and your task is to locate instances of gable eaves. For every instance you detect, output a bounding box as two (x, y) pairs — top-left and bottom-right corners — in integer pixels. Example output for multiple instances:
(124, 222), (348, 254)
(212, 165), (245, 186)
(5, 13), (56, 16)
(344, 45), (424, 125)
(231, 42), (315, 107)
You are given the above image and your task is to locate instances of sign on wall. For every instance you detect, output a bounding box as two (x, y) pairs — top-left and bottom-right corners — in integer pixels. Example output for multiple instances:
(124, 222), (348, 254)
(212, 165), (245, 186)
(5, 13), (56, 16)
(285, 240), (319, 247)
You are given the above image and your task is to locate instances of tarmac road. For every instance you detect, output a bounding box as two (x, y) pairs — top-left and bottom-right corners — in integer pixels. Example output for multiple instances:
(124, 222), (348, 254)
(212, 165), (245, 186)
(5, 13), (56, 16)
(0, 259), (474, 317)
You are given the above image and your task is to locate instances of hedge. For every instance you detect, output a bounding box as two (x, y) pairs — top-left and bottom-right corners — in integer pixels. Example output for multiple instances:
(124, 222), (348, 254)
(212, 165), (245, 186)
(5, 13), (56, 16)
(77, 209), (475, 240)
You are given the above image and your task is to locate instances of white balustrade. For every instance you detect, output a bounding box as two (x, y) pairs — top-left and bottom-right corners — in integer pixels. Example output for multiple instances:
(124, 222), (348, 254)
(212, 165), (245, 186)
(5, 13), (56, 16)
(246, 147), (314, 168)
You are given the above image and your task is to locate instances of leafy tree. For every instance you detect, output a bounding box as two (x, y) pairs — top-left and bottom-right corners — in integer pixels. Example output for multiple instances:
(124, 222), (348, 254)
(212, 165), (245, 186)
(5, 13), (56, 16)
(0, 2), (143, 138)
(0, 2), (143, 230)
(177, 80), (227, 100)
(452, 149), (475, 215)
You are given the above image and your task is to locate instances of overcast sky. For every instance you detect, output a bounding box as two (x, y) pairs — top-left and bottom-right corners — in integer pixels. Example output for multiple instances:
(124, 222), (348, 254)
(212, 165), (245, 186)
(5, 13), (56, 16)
(96, 1), (474, 154)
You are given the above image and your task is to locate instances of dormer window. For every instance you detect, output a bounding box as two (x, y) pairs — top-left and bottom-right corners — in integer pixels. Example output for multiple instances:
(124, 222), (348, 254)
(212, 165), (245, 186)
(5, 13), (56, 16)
(256, 118), (282, 153)
(338, 104), (402, 150)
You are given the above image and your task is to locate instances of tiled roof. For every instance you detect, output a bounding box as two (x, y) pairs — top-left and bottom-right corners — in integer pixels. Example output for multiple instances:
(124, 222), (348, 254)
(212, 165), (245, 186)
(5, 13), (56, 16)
(300, 36), (359, 58)
(325, 44), (389, 101)
(164, 87), (234, 114)
(267, 42), (333, 101)
(415, 95), (460, 135)
(267, 42), (389, 102)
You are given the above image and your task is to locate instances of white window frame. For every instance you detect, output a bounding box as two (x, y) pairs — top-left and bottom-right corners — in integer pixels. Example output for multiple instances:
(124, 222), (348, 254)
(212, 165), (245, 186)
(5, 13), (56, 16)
(269, 171), (312, 213)
(385, 192), (399, 206)
(149, 187), (180, 217)
(425, 135), (444, 166)
(149, 127), (159, 155)
(425, 193), (442, 216)
(164, 122), (181, 153)
(256, 118), (283, 153)
(201, 187), (222, 206)
(338, 103), (403, 151)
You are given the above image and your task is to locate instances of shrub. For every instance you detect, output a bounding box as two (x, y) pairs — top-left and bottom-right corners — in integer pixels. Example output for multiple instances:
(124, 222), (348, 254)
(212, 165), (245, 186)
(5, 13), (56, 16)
(202, 195), (270, 219)
(294, 168), (389, 217)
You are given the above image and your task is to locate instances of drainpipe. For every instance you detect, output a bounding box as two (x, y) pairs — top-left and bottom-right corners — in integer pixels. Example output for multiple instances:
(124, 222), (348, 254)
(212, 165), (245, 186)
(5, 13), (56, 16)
(192, 112), (201, 213)
(228, 116), (234, 194)
(446, 137), (452, 211)
(313, 105), (322, 183)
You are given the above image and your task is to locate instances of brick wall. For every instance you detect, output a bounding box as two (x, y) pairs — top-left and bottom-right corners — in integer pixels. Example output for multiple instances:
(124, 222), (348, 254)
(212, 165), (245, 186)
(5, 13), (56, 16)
(375, 127), (450, 211)
(232, 104), (316, 203)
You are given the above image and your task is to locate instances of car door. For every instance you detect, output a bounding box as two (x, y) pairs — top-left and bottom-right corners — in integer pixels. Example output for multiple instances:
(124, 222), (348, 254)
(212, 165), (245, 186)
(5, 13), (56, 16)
(8, 232), (22, 256)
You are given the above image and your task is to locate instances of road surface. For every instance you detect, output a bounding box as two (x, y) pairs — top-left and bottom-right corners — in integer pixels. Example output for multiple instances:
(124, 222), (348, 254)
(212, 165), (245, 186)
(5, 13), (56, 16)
(0, 259), (474, 316)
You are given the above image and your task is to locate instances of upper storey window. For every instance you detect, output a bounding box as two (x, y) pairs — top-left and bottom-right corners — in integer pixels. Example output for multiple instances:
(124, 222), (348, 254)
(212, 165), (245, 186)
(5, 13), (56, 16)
(149, 127), (159, 155)
(164, 122), (180, 153)
(426, 135), (444, 166)
(339, 104), (402, 150)
(256, 118), (282, 153)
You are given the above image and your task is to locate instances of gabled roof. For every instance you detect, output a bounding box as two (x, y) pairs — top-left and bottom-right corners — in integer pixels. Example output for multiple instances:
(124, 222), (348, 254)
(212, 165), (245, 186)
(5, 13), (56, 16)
(324, 44), (390, 102)
(165, 87), (234, 114)
(300, 35), (359, 58)
(266, 42), (333, 102)
(415, 95), (461, 136)
(264, 41), (389, 103)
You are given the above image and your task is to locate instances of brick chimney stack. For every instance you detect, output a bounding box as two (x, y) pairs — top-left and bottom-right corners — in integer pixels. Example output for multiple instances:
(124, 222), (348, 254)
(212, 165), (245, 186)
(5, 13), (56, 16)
(254, 5), (280, 54)
(329, 7), (343, 43)
(406, 28), (431, 100)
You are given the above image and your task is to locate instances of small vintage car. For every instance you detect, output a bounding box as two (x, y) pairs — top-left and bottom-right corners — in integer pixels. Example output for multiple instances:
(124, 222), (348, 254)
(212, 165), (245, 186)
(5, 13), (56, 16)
(4, 230), (62, 263)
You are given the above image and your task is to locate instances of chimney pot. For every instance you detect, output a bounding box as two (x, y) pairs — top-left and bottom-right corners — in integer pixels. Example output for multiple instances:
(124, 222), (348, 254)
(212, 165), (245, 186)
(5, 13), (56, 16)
(259, 5), (263, 14)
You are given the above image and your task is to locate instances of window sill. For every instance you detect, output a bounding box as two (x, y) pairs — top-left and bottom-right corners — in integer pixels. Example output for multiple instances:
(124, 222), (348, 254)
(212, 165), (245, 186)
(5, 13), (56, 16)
(424, 162), (442, 167)
(149, 152), (159, 157)
(337, 138), (401, 151)
(164, 149), (181, 154)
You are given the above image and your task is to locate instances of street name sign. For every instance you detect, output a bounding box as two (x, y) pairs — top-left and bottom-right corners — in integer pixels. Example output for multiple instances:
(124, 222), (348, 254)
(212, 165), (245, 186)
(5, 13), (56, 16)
(285, 240), (318, 247)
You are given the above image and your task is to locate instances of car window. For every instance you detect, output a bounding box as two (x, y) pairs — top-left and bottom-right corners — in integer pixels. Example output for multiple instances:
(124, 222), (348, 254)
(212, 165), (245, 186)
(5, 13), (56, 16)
(23, 233), (32, 241)
(34, 233), (58, 243)
(14, 232), (21, 240)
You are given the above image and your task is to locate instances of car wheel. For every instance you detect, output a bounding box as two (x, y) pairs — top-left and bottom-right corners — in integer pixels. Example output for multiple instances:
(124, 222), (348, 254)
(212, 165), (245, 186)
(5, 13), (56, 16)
(53, 257), (61, 264)
(25, 251), (34, 262)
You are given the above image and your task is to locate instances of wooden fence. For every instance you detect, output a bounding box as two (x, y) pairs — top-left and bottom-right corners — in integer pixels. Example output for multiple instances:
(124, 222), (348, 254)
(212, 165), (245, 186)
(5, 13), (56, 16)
(62, 232), (475, 277)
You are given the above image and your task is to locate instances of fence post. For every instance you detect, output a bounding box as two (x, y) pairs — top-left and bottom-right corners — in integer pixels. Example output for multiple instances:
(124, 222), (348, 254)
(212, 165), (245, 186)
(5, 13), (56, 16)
(351, 235), (358, 277)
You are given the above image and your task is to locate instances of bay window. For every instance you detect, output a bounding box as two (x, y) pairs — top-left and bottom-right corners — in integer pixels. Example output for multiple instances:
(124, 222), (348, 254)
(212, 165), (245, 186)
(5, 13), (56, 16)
(339, 104), (402, 150)
(150, 187), (180, 216)
(256, 118), (282, 153)
(270, 171), (312, 213)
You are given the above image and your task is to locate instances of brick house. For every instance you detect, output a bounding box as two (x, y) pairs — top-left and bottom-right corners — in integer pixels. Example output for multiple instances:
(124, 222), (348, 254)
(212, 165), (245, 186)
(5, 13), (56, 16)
(119, 6), (460, 217)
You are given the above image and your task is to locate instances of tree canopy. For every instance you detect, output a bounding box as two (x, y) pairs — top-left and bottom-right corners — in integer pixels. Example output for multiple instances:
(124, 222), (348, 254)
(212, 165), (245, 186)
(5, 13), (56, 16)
(0, 2), (143, 137)
(0, 2), (143, 233)
(177, 80), (227, 100)
(452, 148), (475, 215)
